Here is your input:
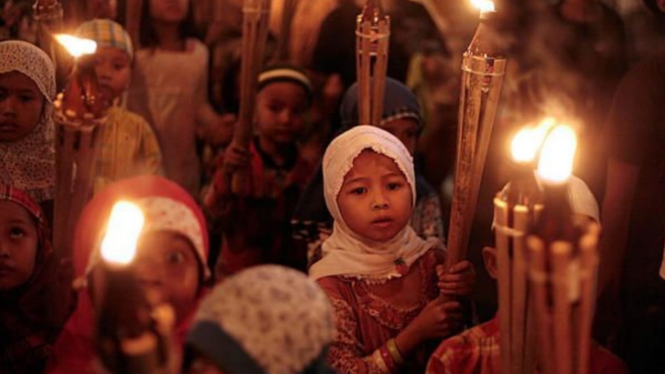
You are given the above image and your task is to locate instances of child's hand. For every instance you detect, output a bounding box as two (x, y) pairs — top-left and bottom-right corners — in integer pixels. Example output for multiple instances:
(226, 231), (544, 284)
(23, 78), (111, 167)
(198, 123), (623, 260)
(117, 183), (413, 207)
(437, 261), (476, 296)
(223, 142), (250, 172)
(409, 297), (463, 340)
(207, 114), (236, 148)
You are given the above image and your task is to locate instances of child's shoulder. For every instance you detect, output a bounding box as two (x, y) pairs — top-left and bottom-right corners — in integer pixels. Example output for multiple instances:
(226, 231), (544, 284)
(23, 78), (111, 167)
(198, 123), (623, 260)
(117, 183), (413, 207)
(107, 107), (152, 130)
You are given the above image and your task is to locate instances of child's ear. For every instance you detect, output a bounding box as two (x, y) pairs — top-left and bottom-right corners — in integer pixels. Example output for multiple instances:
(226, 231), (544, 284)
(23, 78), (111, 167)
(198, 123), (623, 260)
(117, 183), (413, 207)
(482, 246), (499, 279)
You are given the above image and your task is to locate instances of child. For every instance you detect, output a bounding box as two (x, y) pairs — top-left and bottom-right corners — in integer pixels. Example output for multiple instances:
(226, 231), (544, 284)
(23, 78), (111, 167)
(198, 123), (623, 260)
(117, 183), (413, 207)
(183, 265), (336, 374)
(293, 78), (445, 267)
(127, 0), (227, 195)
(311, 125), (475, 373)
(0, 40), (56, 213)
(0, 185), (70, 374)
(46, 175), (211, 374)
(74, 19), (163, 194)
(204, 65), (315, 279)
(426, 176), (628, 374)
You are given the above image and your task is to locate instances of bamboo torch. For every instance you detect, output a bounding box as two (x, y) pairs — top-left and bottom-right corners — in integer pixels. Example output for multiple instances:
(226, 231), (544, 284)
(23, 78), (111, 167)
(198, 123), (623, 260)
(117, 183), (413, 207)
(493, 119), (555, 374)
(446, 0), (507, 270)
(228, 0), (272, 193)
(52, 35), (108, 263)
(356, 0), (390, 127)
(32, 0), (63, 62)
(93, 201), (176, 374)
(526, 125), (599, 374)
(276, 0), (299, 61)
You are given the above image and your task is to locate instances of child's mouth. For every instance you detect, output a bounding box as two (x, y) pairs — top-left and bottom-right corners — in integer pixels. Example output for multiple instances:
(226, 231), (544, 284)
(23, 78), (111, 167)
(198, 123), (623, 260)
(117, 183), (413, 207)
(0, 122), (18, 132)
(371, 217), (393, 228)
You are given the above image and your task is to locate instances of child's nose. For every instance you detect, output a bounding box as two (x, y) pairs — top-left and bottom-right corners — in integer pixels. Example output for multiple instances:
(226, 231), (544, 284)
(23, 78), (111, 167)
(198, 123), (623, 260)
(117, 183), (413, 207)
(1, 97), (18, 116)
(371, 189), (389, 210)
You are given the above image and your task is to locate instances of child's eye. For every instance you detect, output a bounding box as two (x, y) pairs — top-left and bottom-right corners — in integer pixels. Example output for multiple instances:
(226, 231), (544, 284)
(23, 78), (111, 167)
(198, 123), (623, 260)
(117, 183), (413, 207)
(349, 187), (367, 195)
(9, 227), (26, 239)
(113, 63), (125, 71)
(20, 95), (35, 103)
(387, 182), (403, 191)
(166, 251), (186, 264)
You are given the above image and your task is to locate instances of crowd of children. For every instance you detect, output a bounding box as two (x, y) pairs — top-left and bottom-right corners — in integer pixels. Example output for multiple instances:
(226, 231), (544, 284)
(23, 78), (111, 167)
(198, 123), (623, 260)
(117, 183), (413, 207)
(0, 0), (663, 373)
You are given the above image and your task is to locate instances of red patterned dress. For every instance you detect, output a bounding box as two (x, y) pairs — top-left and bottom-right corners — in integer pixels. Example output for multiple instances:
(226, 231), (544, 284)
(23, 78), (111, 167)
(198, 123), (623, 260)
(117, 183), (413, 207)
(317, 248), (442, 373)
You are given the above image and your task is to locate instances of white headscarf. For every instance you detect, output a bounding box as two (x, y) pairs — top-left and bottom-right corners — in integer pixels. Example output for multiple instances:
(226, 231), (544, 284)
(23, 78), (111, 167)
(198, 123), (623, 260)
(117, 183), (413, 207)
(309, 125), (439, 281)
(0, 40), (56, 202)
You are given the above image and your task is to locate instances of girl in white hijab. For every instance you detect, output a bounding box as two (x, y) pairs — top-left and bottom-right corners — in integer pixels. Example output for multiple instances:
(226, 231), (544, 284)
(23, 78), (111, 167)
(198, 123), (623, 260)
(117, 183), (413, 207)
(311, 125), (475, 373)
(0, 40), (56, 205)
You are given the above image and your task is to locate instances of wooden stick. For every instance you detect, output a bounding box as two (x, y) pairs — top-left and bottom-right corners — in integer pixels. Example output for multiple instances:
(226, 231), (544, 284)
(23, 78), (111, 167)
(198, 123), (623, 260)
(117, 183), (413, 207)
(511, 204), (529, 374)
(125, 0), (144, 50)
(370, 18), (390, 127)
(577, 224), (600, 374)
(231, 0), (272, 193)
(276, 0), (298, 61)
(551, 241), (573, 374)
(356, 19), (372, 126)
(54, 125), (75, 257)
(493, 197), (512, 374)
(528, 236), (555, 374)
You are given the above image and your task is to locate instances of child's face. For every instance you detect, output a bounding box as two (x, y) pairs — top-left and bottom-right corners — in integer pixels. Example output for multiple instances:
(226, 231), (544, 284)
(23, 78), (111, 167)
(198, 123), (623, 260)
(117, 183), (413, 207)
(92, 47), (131, 104)
(133, 231), (200, 323)
(149, 0), (189, 23)
(256, 82), (308, 146)
(0, 201), (38, 291)
(337, 150), (413, 243)
(382, 118), (419, 156)
(0, 71), (45, 142)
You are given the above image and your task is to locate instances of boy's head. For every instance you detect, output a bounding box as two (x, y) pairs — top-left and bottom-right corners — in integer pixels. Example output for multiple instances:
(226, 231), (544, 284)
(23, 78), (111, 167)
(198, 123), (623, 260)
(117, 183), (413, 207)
(185, 265), (335, 374)
(0, 40), (55, 143)
(323, 125), (415, 243)
(255, 64), (313, 146)
(341, 78), (423, 155)
(0, 185), (49, 292)
(75, 176), (210, 324)
(75, 19), (133, 104)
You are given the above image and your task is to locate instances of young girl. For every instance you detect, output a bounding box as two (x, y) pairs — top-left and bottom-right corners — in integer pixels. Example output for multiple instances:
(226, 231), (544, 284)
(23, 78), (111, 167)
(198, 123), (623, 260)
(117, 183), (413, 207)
(46, 175), (211, 374)
(0, 185), (69, 374)
(184, 265), (336, 374)
(0, 40), (56, 214)
(310, 125), (475, 373)
(294, 78), (444, 267)
(127, 0), (223, 195)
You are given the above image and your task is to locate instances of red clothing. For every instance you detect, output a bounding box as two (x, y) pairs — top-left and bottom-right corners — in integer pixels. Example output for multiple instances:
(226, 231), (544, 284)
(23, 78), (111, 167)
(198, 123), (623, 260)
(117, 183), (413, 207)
(46, 176), (210, 374)
(426, 316), (628, 374)
(316, 249), (442, 374)
(206, 139), (314, 278)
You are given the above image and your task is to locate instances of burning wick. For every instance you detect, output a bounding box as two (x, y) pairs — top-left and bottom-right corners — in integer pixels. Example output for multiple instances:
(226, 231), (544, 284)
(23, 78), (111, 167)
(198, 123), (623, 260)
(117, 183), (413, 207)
(54, 34), (97, 58)
(537, 125), (577, 185)
(100, 201), (145, 266)
(470, 0), (495, 13)
(510, 118), (556, 163)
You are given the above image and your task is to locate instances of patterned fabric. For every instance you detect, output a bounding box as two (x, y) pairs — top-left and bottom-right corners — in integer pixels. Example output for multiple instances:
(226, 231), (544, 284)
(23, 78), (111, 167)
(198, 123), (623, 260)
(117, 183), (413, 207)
(425, 316), (628, 374)
(93, 106), (163, 194)
(47, 176), (210, 374)
(75, 19), (133, 59)
(318, 249), (442, 374)
(204, 138), (314, 278)
(188, 265), (335, 374)
(0, 185), (68, 374)
(0, 40), (56, 202)
(309, 125), (439, 281)
(258, 65), (314, 102)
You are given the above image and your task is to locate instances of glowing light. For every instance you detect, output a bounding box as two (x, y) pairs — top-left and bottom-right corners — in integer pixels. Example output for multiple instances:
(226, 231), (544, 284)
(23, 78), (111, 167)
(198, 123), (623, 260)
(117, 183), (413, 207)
(537, 125), (577, 184)
(510, 118), (556, 163)
(54, 34), (97, 58)
(100, 201), (145, 266)
(470, 0), (495, 13)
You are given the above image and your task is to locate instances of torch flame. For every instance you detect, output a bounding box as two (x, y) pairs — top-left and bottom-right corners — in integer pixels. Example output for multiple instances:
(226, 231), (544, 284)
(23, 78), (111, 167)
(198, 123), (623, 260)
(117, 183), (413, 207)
(54, 34), (97, 58)
(470, 0), (495, 13)
(100, 201), (145, 266)
(537, 125), (577, 184)
(510, 118), (556, 163)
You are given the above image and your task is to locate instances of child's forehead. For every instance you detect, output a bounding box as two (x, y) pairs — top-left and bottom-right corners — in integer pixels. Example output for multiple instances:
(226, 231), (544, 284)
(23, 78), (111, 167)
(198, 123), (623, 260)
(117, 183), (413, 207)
(94, 46), (131, 61)
(0, 70), (40, 92)
(344, 150), (404, 178)
(0, 200), (35, 223)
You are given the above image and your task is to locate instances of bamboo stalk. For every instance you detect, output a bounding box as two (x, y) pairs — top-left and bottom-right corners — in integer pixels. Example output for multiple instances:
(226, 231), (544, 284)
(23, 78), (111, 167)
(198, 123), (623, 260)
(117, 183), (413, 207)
(511, 204), (529, 374)
(493, 197), (512, 374)
(125, 0), (144, 50)
(54, 125), (75, 255)
(230, 0), (272, 193)
(577, 223), (599, 374)
(370, 18), (389, 126)
(528, 236), (555, 374)
(551, 241), (573, 374)
(276, 0), (298, 61)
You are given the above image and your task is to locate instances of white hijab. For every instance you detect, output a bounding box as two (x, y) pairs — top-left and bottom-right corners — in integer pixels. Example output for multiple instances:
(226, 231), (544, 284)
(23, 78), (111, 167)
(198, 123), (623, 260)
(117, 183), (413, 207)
(309, 126), (439, 281)
(0, 40), (56, 202)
